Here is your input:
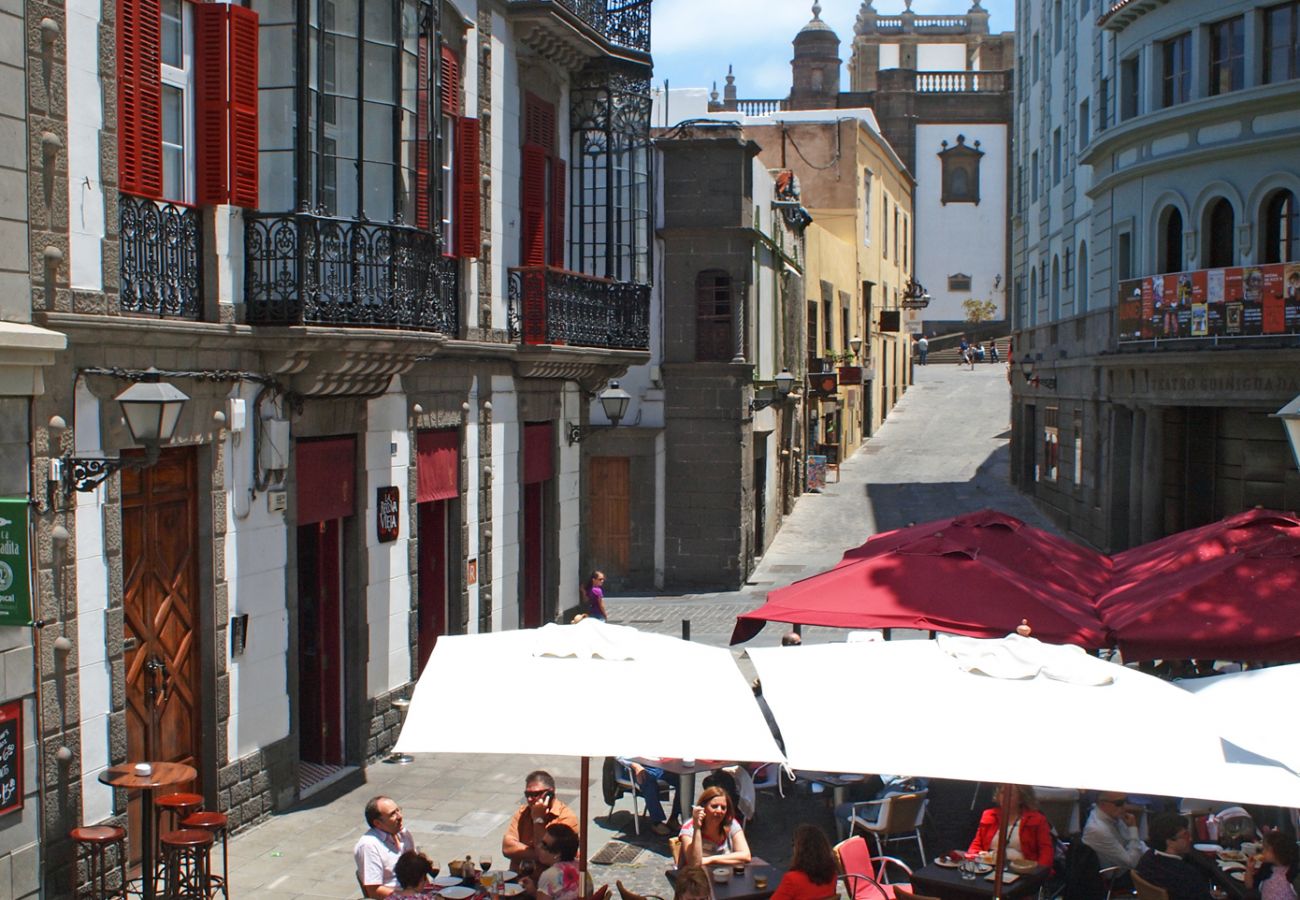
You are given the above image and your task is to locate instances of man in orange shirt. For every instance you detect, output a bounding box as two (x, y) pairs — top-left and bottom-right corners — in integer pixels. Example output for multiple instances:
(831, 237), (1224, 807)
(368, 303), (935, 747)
(503, 771), (579, 873)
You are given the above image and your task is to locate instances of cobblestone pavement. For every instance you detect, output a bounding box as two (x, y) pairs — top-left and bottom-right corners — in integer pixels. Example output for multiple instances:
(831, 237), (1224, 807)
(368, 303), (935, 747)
(224, 363), (1033, 899)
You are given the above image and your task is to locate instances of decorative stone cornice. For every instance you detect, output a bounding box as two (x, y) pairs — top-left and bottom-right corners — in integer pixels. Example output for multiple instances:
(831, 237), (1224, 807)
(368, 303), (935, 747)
(0, 322), (66, 396)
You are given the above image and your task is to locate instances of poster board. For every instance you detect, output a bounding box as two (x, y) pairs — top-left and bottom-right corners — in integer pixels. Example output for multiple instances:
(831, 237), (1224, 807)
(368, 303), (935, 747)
(0, 700), (21, 816)
(806, 455), (827, 492)
(0, 499), (32, 627)
(1117, 263), (1300, 341)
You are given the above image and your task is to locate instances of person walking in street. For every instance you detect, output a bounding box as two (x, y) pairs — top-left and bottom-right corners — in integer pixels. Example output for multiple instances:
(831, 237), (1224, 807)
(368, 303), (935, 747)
(582, 570), (607, 621)
(917, 335), (929, 365)
(958, 336), (969, 366)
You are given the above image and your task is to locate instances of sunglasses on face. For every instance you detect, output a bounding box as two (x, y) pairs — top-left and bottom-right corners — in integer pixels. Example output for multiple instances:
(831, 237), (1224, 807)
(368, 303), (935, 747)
(525, 790), (550, 800)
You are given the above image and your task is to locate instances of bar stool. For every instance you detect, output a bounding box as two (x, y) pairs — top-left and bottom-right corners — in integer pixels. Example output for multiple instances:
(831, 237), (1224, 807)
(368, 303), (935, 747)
(181, 811), (229, 899)
(70, 825), (128, 900)
(160, 829), (214, 900)
(155, 793), (205, 836)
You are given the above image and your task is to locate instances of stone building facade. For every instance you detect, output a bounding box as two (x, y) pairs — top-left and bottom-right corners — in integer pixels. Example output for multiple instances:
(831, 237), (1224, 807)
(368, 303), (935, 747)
(5, 0), (654, 893)
(1010, 0), (1300, 549)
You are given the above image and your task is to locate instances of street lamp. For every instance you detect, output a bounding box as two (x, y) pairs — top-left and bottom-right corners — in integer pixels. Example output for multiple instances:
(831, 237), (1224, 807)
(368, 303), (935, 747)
(1019, 357), (1056, 390)
(1272, 394), (1300, 471)
(568, 381), (632, 444)
(59, 370), (190, 494)
(751, 369), (797, 412)
(849, 335), (863, 359)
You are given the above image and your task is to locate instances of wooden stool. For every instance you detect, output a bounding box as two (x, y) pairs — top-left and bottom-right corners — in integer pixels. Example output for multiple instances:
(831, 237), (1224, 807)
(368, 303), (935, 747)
(155, 793), (204, 835)
(181, 811), (229, 899)
(160, 829), (214, 900)
(70, 825), (128, 900)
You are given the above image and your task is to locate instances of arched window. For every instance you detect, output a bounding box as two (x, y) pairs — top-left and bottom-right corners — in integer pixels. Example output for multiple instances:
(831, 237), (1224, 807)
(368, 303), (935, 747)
(1262, 190), (1298, 263)
(1029, 267), (1038, 326)
(1204, 198), (1236, 268)
(696, 270), (733, 362)
(1077, 241), (1089, 312)
(1051, 255), (1061, 320)
(1159, 206), (1183, 273)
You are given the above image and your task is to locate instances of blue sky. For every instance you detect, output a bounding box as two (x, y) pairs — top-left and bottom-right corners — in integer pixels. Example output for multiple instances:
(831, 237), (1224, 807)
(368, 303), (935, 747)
(649, 0), (1016, 99)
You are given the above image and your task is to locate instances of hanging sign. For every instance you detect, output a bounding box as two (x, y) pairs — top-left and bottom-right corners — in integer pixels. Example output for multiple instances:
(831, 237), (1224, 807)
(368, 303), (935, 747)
(0, 499), (32, 627)
(0, 700), (21, 816)
(376, 486), (400, 543)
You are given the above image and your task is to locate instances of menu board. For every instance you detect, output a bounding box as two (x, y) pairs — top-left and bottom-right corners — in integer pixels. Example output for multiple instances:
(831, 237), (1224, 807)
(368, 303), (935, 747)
(1117, 263), (1300, 341)
(0, 700), (20, 816)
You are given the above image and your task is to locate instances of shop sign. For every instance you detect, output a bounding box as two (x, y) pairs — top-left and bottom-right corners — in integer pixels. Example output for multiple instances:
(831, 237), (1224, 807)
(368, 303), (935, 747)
(0, 500), (32, 628)
(376, 486), (400, 543)
(0, 700), (20, 816)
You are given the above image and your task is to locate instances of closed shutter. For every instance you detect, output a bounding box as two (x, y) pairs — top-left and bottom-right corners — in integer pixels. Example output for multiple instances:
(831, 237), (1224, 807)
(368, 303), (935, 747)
(521, 144), (547, 266)
(118, 0), (163, 198)
(549, 158), (565, 268)
(193, 3), (229, 204)
(227, 5), (260, 208)
(415, 34), (431, 231)
(455, 117), (481, 258)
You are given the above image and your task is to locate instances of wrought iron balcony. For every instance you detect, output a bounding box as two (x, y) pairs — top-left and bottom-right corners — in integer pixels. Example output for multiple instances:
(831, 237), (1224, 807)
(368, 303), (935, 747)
(508, 266), (650, 350)
(508, 0), (652, 66)
(244, 212), (459, 333)
(119, 193), (203, 319)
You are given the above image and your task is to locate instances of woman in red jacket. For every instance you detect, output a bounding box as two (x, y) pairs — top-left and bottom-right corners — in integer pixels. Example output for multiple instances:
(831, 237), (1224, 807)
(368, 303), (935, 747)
(967, 785), (1055, 869)
(771, 825), (838, 900)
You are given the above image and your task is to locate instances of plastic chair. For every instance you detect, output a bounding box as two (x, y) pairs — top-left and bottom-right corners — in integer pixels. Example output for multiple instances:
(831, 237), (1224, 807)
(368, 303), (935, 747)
(834, 835), (915, 896)
(1131, 872), (1169, 900)
(1036, 788), (1083, 837)
(846, 791), (928, 864)
(608, 762), (671, 835)
(892, 889), (941, 900)
(837, 873), (890, 900)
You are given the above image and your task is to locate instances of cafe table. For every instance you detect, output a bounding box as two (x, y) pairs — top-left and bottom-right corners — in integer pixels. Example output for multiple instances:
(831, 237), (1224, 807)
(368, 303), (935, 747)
(909, 861), (1049, 900)
(668, 863), (785, 900)
(98, 761), (198, 900)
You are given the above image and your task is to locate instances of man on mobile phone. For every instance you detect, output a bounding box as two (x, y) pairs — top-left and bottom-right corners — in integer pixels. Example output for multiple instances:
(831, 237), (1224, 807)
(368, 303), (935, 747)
(503, 770), (579, 873)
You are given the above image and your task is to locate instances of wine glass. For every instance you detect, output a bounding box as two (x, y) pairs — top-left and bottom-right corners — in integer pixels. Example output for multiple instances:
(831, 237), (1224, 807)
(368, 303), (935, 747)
(480, 855), (494, 877)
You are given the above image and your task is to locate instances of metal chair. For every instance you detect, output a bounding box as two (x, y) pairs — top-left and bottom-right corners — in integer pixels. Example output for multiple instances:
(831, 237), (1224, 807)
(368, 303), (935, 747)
(837, 873), (891, 900)
(846, 791), (929, 864)
(1036, 787), (1083, 837)
(834, 835), (915, 896)
(607, 762), (671, 835)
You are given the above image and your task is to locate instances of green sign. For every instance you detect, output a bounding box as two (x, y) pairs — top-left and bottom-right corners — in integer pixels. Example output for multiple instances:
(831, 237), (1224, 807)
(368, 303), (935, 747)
(0, 499), (32, 627)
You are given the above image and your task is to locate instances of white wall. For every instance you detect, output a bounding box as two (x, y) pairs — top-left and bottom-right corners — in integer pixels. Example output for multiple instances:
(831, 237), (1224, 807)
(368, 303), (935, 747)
(66, 0), (105, 290)
(556, 385), (581, 615)
(75, 486), (113, 824)
(363, 383), (412, 695)
(464, 377), (482, 629)
(914, 123), (1009, 322)
(917, 43), (968, 71)
(878, 44), (900, 69)
(489, 375), (519, 631)
(224, 383), (290, 758)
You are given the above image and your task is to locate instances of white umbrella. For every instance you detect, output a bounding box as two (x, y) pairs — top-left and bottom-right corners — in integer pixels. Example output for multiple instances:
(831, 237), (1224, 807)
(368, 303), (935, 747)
(1179, 665), (1300, 773)
(394, 619), (785, 867)
(749, 634), (1300, 807)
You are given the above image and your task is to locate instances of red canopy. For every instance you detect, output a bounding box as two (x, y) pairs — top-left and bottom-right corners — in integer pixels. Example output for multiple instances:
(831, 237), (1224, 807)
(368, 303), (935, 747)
(839, 508), (1113, 598)
(730, 527), (1110, 647)
(1110, 508), (1300, 581)
(1097, 535), (1300, 661)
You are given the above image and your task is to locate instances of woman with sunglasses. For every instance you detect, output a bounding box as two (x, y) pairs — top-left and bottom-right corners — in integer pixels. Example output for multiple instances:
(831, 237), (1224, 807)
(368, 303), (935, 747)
(676, 786), (751, 869)
(536, 823), (582, 900)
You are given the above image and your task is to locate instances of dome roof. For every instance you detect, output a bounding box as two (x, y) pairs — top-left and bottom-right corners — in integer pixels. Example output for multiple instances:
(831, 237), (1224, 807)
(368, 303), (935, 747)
(797, 3), (838, 38)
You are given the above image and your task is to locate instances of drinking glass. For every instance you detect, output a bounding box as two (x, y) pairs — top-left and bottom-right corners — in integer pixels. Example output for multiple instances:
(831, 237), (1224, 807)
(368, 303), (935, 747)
(481, 856), (493, 876)
(960, 859), (978, 881)
(482, 871), (497, 895)
(753, 873), (768, 890)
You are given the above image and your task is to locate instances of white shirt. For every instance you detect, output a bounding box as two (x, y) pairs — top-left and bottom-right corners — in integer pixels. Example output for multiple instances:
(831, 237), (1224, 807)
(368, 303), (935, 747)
(1082, 806), (1146, 872)
(355, 826), (415, 890)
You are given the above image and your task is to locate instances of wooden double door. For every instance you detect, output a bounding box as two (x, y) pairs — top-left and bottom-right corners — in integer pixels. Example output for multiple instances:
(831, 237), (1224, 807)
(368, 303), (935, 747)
(121, 448), (202, 863)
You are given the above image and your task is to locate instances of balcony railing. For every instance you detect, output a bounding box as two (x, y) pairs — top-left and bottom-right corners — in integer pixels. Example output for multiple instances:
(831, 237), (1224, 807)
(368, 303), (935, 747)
(244, 212), (459, 332)
(914, 70), (1010, 93)
(509, 0), (651, 54)
(508, 266), (650, 350)
(119, 193), (203, 319)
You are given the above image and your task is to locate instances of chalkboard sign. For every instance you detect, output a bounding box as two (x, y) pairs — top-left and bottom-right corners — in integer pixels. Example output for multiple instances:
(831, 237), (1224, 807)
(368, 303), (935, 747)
(0, 700), (20, 816)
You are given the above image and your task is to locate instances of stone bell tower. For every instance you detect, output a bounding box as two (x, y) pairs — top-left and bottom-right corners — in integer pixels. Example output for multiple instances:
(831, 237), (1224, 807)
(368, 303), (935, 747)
(788, 3), (842, 110)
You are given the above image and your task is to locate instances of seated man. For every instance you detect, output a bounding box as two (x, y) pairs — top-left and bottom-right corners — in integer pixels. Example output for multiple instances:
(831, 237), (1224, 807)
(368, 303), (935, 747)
(354, 796), (416, 899)
(617, 758), (681, 835)
(1135, 813), (1212, 900)
(503, 770), (580, 872)
(1083, 792), (1147, 874)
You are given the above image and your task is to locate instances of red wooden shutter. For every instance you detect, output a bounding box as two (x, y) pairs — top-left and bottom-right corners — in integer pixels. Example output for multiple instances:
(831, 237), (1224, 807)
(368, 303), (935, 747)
(415, 34), (431, 231)
(440, 46), (460, 117)
(455, 117), (481, 258)
(549, 158), (566, 268)
(521, 144), (547, 266)
(194, 3), (229, 205)
(227, 5), (260, 208)
(118, 0), (163, 198)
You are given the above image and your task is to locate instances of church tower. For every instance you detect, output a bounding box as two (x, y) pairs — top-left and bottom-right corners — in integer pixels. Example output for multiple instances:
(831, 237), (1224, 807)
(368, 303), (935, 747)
(788, 3), (842, 110)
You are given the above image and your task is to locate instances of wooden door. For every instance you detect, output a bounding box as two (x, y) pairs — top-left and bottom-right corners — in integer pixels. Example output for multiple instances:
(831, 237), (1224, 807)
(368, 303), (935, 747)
(297, 519), (344, 765)
(588, 457), (630, 575)
(416, 500), (448, 673)
(522, 483), (544, 628)
(121, 447), (201, 863)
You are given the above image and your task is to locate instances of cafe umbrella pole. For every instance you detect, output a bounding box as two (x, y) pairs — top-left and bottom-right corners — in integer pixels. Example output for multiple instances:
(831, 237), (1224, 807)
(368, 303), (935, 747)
(991, 784), (1012, 900)
(580, 756), (590, 877)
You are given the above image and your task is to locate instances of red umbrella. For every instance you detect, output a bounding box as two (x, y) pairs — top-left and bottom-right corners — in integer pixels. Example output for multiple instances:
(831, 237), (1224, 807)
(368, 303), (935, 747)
(730, 529), (1110, 647)
(1098, 535), (1300, 661)
(1110, 508), (1300, 581)
(839, 508), (1113, 598)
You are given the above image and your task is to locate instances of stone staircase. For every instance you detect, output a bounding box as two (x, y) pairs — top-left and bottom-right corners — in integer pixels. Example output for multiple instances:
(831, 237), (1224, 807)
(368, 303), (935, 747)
(924, 337), (1011, 365)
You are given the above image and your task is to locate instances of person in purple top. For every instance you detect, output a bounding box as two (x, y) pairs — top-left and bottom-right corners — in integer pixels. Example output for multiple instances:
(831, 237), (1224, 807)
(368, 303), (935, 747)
(582, 570), (607, 621)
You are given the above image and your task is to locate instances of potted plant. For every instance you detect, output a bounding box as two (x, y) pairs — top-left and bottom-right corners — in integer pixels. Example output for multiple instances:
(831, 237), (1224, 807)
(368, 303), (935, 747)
(834, 351), (863, 385)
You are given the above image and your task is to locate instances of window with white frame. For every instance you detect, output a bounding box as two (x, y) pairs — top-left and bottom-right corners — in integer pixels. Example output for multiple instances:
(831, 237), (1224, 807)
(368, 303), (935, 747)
(160, 0), (195, 202)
